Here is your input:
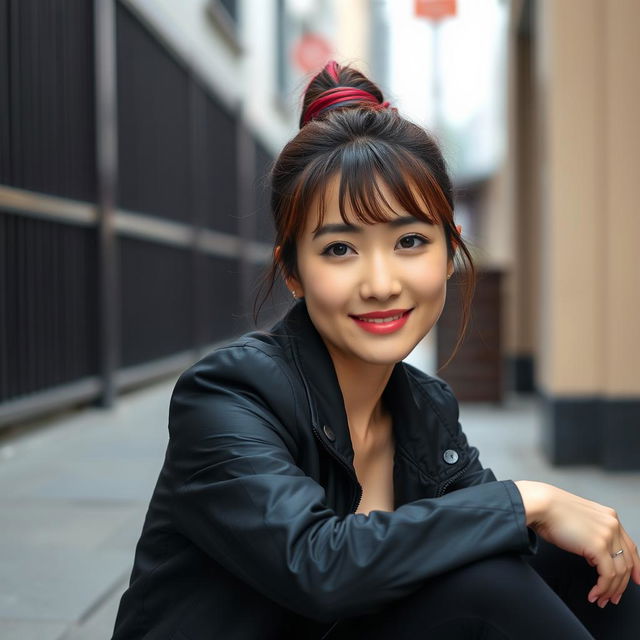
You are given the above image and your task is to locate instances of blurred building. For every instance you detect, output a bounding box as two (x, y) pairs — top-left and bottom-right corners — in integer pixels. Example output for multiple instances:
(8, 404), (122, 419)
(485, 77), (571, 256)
(400, 0), (638, 471)
(0, 0), (378, 428)
(390, 0), (511, 404)
(498, 0), (640, 470)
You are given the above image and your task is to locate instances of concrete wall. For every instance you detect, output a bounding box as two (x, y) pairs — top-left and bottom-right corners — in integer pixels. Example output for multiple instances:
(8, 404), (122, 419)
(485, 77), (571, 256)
(505, 0), (640, 469)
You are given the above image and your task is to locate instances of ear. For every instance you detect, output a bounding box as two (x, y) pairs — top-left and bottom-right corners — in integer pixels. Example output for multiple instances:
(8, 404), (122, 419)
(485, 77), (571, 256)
(275, 245), (304, 298)
(447, 225), (462, 280)
(285, 273), (304, 299)
(446, 257), (454, 280)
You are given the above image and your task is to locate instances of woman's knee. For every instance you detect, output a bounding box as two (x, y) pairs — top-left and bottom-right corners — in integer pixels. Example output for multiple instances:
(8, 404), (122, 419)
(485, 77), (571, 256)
(360, 553), (552, 627)
(329, 554), (593, 639)
(419, 553), (546, 617)
(399, 554), (592, 638)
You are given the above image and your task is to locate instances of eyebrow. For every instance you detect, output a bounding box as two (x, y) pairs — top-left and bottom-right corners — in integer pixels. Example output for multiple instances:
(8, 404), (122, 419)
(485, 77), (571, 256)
(312, 214), (432, 240)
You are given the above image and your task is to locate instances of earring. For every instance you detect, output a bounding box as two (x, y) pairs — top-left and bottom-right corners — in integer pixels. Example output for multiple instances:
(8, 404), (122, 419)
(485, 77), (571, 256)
(290, 290), (297, 299)
(447, 272), (453, 280)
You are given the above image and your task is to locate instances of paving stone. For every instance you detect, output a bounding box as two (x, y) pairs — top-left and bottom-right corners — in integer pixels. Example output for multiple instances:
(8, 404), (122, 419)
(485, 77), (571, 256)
(26, 459), (163, 502)
(0, 504), (140, 550)
(0, 619), (67, 640)
(59, 582), (124, 640)
(0, 547), (131, 621)
(97, 510), (149, 553)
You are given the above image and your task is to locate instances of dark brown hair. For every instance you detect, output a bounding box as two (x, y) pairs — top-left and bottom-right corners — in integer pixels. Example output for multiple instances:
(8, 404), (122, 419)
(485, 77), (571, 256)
(254, 61), (476, 369)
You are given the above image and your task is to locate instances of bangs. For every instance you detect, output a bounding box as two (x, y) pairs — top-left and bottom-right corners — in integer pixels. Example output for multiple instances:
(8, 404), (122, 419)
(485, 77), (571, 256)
(304, 141), (452, 235)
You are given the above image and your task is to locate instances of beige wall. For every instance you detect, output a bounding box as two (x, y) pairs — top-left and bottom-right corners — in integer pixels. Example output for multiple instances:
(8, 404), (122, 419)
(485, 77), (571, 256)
(537, 0), (605, 394)
(602, 0), (640, 395)
(506, 0), (640, 397)
(504, 0), (532, 359)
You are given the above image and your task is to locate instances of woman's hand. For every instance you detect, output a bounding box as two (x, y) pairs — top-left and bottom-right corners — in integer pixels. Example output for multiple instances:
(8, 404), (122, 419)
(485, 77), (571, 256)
(515, 480), (640, 608)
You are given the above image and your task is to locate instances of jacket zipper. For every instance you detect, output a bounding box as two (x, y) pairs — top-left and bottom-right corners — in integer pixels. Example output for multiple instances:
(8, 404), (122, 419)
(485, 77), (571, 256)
(352, 485), (363, 513)
(311, 425), (361, 640)
(435, 461), (471, 498)
(291, 343), (364, 514)
(311, 424), (363, 513)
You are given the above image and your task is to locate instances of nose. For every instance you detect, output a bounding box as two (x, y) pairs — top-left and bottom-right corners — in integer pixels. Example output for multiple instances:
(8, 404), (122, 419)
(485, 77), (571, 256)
(359, 251), (402, 300)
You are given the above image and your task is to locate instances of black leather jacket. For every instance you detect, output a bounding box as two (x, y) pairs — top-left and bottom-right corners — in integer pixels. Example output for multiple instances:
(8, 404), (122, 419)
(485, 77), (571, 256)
(112, 298), (538, 639)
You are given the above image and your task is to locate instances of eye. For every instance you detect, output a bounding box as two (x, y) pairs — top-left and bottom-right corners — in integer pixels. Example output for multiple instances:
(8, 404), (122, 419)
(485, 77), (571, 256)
(397, 234), (430, 250)
(321, 242), (354, 257)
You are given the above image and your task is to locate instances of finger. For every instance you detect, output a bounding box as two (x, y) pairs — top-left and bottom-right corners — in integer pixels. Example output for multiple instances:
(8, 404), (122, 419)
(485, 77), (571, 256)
(619, 525), (640, 585)
(617, 525), (639, 581)
(589, 551), (617, 605)
(607, 541), (631, 605)
(596, 546), (620, 608)
(589, 537), (626, 605)
(619, 528), (637, 579)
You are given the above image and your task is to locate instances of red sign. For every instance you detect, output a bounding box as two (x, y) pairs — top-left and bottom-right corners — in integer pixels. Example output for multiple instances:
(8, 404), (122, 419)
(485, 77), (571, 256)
(414, 0), (457, 21)
(292, 32), (333, 74)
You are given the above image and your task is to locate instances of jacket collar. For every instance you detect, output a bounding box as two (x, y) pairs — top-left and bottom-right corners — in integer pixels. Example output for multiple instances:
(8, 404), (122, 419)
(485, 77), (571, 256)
(272, 299), (468, 482)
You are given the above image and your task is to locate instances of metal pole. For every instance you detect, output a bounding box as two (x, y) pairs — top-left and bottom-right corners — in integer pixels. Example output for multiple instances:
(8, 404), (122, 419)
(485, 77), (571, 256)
(94, 0), (119, 408)
(432, 19), (442, 135)
(237, 121), (256, 331)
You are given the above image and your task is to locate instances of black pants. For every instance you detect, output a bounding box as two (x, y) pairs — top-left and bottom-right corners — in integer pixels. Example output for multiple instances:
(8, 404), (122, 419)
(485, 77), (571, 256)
(325, 539), (640, 639)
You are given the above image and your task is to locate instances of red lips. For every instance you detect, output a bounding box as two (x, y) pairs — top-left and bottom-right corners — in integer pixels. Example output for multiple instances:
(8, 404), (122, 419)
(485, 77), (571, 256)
(349, 308), (411, 319)
(349, 309), (413, 335)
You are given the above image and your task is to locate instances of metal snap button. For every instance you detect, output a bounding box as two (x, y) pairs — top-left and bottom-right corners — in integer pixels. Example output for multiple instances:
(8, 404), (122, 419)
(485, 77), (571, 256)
(443, 449), (459, 464)
(322, 424), (336, 442)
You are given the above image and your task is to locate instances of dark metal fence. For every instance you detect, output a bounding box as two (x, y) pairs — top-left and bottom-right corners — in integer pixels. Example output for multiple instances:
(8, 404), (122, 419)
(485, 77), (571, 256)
(0, 0), (281, 427)
(1, 0), (96, 201)
(0, 211), (99, 401)
(116, 2), (191, 223)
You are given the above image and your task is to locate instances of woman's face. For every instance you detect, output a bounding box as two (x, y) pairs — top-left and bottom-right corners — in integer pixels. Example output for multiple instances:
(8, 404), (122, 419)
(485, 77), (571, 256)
(285, 172), (456, 368)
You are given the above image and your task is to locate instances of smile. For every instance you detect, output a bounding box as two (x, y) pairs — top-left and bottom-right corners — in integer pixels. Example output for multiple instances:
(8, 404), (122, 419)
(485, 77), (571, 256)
(356, 313), (404, 324)
(350, 309), (413, 335)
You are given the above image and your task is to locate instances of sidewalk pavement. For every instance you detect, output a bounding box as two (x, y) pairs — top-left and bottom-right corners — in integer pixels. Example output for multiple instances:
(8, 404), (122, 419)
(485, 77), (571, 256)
(1, 375), (638, 640)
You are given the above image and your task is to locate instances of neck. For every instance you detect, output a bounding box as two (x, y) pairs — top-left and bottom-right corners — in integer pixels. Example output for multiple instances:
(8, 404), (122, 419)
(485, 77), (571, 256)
(326, 347), (395, 445)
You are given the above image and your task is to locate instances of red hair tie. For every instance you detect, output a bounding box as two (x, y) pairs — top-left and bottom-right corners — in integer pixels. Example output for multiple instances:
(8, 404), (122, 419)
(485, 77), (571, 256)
(302, 87), (391, 126)
(325, 60), (340, 83)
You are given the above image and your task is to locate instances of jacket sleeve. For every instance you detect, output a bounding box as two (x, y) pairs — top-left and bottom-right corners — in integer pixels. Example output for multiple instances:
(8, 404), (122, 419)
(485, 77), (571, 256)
(167, 345), (538, 624)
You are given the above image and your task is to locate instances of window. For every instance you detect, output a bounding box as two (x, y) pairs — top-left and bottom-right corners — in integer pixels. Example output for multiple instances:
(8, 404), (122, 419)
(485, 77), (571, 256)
(206, 0), (242, 53)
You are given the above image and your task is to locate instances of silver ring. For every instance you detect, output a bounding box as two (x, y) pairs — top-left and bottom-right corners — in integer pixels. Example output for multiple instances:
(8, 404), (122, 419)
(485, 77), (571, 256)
(611, 549), (624, 558)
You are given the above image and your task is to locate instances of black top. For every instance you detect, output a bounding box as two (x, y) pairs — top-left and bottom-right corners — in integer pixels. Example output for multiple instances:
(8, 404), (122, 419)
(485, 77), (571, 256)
(112, 299), (537, 639)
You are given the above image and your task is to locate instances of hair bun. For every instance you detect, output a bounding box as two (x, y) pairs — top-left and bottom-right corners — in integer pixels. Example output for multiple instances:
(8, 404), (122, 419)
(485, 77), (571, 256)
(299, 60), (392, 129)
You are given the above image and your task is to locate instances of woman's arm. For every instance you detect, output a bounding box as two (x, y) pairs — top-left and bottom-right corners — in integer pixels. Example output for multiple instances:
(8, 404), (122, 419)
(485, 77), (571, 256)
(422, 378), (640, 608)
(514, 480), (640, 608)
(165, 346), (536, 624)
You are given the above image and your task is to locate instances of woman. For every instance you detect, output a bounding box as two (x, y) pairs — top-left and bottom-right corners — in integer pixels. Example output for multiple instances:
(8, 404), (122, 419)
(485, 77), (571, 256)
(112, 61), (640, 639)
